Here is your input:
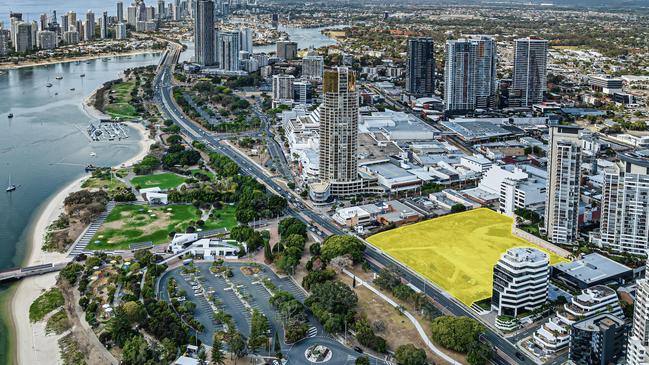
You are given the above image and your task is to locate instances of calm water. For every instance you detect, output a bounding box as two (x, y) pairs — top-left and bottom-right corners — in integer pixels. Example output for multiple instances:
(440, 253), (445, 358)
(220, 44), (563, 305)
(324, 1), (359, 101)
(254, 25), (346, 54)
(0, 52), (161, 364)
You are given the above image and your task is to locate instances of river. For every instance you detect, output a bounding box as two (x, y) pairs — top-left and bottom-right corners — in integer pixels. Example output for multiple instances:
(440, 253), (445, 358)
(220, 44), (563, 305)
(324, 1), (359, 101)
(0, 52), (161, 364)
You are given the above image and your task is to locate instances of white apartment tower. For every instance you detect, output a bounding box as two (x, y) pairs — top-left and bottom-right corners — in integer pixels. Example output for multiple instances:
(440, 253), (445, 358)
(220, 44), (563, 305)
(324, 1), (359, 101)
(84, 10), (95, 41)
(444, 35), (497, 113)
(544, 125), (582, 245)
(510, 37), (548, 107)
(115, 23), (127, 40)
(628, 259), (649, 365)
(599, 150), (649, 256)
(492, 247), (549, 317)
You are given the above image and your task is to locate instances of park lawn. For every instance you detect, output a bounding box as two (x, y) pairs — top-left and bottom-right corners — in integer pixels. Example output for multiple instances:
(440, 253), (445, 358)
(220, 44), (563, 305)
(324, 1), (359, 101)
(81, 175), (127, 193)
(202, 205), (237, 231)
(367, 208), (569, 306)
(130, 172), (187, 190)
(105, 81), (138, 119)
(30, 288), (64, 322)
(87, 204), (238, 250)
(191, 169), (216, 181)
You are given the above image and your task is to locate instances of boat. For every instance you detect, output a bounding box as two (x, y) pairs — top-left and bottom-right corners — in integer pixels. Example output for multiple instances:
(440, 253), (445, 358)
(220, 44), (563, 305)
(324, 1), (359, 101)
(6, 175), (16, 192)
(85, 164), (97, 172)
(55, 76), (63, 80)
(102, 58), (109, 62)
(7, 113), (13, 118)
(90, 152), (96, 157)
(70, 88), (75, 91)
(80, 74), (85, 78)
(46, 83), (52, 87)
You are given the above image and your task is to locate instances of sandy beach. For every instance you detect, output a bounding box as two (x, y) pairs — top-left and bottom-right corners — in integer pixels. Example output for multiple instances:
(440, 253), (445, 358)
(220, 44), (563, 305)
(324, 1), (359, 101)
(8, 107), (154, 365)
(0, 49), (161, 71)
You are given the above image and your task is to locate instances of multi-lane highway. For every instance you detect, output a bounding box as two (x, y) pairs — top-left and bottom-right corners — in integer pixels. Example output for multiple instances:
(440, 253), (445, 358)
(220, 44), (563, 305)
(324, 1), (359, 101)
(152, 46), (543, 365)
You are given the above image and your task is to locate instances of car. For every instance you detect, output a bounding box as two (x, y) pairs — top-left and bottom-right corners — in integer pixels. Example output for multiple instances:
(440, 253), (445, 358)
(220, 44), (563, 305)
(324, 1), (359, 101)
(353, 346), (363, 353)
(515, 352), (526, 362)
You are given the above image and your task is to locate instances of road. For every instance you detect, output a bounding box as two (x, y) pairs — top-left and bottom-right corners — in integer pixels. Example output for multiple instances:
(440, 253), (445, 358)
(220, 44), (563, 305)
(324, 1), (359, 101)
(153, 46), (538, 365)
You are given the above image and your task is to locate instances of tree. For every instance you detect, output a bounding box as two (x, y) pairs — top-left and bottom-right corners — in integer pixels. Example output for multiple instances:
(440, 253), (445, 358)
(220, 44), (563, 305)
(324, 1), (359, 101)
(227, 331), (247, 364)
(109, 306), (135, 347)
(467, 342), (493, 365)
(264, 240), (273, 263)
(211, 334), (226, 365)
(122, 335), (150, 365)
(122, 301), (146, 324)
(273, 331), (281, 353)
(305, 280), (358, 333)
(395, 344), (427, 365)
(356, 356), (370, 365)
(320, 235), (365, 262)
(430, 316), (485, 353)
(450, 204), (467, 213)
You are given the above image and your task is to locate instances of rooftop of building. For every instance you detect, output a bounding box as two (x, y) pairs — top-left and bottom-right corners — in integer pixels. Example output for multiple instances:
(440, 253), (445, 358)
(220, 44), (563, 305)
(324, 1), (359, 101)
(572, 313), (625, 332)
(553, 253), (632, 284)
(619, 149), (649, 168)
(502, 247), (549, 264)
(440, 119), (512, 141)
(361, 161), (416, 180)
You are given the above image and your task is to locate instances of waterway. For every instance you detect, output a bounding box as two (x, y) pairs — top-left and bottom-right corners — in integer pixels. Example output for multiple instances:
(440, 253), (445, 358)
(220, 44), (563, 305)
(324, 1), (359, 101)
(0, 52), (161, 365)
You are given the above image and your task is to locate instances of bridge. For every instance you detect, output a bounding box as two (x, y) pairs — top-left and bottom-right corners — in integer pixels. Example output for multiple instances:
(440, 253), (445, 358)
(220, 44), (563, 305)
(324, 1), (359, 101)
(0, 262), (71, 283)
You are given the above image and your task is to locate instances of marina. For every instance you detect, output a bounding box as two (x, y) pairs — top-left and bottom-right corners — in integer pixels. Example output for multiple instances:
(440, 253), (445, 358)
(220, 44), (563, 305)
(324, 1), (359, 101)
(87, 121), (130, 141)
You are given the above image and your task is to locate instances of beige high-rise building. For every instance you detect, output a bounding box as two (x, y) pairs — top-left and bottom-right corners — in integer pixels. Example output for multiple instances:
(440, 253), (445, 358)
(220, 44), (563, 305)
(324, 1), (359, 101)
(628, 261), (649, 365)
(544, 125), (582, 245)
(311, 67), (362, 201)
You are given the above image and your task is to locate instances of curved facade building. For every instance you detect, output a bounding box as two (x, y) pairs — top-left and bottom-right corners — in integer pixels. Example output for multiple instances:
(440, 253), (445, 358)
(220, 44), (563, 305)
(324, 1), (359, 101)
(492, 247), (549, 317)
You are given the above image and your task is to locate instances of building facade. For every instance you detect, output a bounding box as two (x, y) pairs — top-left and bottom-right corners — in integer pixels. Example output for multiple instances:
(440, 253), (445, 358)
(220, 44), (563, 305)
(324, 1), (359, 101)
(510, 37), (548, 107)
(194, 0), (215, 66)
(628, 260), (649, 365)
(272, 74), (295, 105)
(216, 31), (240, 71)
(302, 51), (324, 80)
(276, 40), (297, 60)
(444, 36), (497, 113)
(544, 125), (582, 245)
(84, 10), (95, 41)
(492, 247), (549, 317)
(569, 314), (627, 365)
(315, 67), (363, 198)
(405, 37), (435, 97)
(598, 150), (649, 256)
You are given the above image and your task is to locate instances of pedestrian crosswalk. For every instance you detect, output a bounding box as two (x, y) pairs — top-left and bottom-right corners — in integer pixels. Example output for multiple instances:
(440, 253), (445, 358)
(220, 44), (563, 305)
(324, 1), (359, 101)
(68, 201), (116, 256)
(307, 326), (318, 338)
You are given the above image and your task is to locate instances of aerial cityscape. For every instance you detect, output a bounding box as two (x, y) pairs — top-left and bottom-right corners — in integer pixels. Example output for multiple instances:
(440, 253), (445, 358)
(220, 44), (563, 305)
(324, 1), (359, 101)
(0, 0), (648, 365)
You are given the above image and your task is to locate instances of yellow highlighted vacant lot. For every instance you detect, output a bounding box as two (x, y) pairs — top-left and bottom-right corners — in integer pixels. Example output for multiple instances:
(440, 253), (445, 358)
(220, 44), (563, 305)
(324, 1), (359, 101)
(367, 208), (568, 306)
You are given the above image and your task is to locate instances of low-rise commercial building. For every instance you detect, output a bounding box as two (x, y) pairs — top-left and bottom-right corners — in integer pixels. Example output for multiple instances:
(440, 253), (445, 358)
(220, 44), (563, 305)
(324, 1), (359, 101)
(551, 253), (633, 291)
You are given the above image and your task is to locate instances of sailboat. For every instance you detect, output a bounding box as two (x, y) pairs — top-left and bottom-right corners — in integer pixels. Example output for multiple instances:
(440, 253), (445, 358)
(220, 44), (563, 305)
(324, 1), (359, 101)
(6, 175), (17, 192)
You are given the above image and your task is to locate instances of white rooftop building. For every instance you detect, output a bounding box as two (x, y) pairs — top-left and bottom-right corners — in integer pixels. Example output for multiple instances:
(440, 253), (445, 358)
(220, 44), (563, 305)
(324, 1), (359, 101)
(478, 165), (546, 217)
(492, 247), (550, 317)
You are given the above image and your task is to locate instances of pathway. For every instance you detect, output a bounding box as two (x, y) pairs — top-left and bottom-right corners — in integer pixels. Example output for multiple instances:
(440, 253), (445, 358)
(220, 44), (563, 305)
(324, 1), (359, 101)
(67, 201), (117, 256)
(341, 269), (462, 365)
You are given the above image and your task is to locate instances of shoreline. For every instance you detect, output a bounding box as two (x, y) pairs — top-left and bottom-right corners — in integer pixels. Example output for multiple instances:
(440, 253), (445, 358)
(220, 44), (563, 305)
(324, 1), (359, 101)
(0, 49), (161, 71)
(6, 98), (154, 365)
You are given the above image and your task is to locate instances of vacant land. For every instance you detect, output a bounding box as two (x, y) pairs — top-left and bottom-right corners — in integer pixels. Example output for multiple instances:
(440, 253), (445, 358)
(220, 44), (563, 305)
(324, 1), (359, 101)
(104, 81), (138, 119)
(87, 204), (237, 250)
(130, 172), (186, 190)
(367, 208), (568, 306)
